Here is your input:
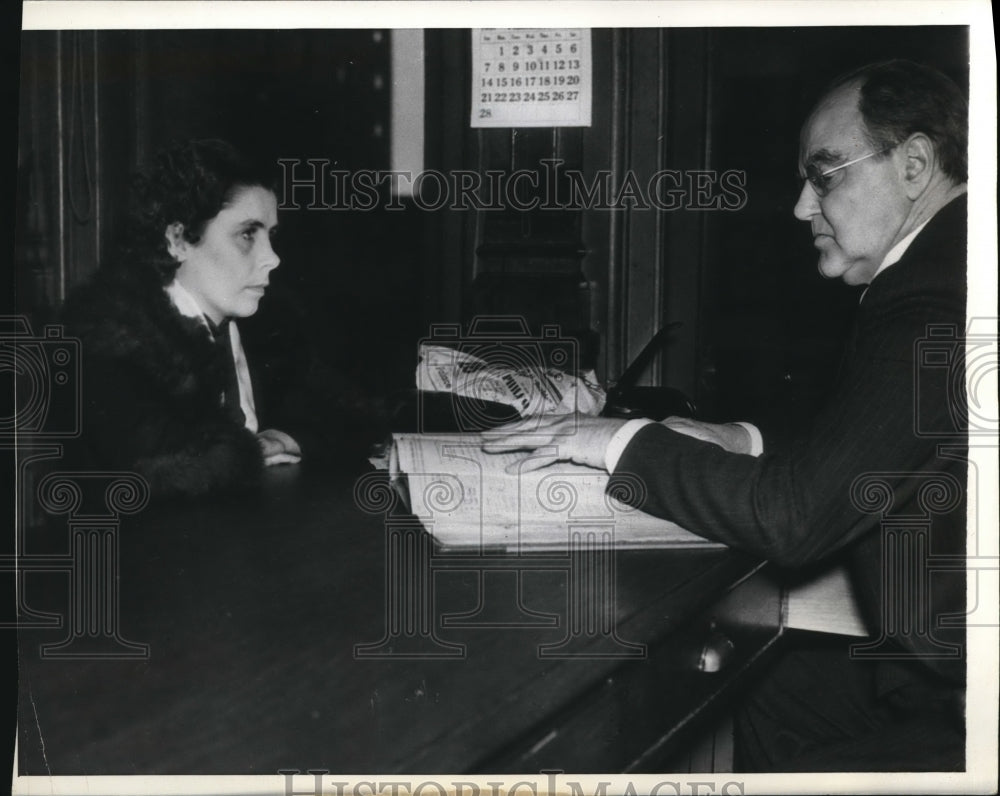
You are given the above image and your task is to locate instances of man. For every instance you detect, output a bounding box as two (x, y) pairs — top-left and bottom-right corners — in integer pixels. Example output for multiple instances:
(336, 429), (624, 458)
(485, 60), (968, 771)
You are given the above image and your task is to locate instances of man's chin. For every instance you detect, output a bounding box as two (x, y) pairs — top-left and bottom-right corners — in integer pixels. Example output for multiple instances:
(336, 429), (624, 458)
(816, 254), (872, 286)
(816, 254), (850, 282)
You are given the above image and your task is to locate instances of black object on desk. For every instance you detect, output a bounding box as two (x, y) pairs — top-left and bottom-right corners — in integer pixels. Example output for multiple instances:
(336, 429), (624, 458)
(602, 323), (697, 421)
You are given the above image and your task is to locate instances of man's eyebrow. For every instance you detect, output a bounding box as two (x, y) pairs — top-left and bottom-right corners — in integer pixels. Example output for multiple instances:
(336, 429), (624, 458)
(803, 147), (844, 169)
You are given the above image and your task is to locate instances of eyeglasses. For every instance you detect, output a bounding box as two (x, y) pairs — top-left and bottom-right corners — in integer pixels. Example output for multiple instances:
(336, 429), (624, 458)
(802, 147), (893, 197)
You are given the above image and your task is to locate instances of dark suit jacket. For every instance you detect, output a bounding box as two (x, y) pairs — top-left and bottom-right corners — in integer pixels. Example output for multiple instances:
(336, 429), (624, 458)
(612, 194), (968, 687)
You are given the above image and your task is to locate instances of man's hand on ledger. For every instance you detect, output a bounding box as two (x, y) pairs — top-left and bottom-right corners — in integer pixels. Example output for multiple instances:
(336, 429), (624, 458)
(480, 414), (629, 474)
(257, 428), (303, 466)
(660, 416), (753, 454)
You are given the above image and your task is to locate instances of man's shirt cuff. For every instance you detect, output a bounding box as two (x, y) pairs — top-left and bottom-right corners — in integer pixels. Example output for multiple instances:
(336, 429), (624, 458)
(605, 418), (655, 473)
(732, 421), (764, 456)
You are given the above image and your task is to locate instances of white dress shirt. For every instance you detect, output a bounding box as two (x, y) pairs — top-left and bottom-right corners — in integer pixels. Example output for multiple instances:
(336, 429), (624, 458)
(872, 219), (930, 282)
(859, 219), (931, 304)
(164, 280), (259, 433)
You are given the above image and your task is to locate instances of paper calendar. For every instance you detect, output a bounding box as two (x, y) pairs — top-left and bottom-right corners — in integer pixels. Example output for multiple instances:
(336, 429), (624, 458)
(471, 28), (592, 128)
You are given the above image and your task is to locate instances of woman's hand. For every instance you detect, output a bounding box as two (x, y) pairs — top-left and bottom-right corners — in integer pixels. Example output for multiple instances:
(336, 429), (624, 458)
(256, 428), (302, 466)
(480, 414), (629, 473)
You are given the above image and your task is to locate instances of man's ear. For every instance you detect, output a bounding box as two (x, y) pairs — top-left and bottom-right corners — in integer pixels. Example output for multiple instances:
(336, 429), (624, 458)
(164, 222), (188, 262)
(899, 133), (936, 199)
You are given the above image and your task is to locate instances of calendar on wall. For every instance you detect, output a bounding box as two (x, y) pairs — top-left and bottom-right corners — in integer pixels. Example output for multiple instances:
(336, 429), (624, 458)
(471, 29), (592, 128)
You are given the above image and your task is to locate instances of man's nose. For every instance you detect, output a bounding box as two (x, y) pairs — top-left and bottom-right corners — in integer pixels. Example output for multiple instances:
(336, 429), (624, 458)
(793, 181), (820, 221)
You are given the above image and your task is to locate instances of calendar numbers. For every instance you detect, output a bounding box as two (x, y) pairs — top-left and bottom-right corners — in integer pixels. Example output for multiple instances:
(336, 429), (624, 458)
(472, 29), (592, 128)
(479, 90), (581, 104)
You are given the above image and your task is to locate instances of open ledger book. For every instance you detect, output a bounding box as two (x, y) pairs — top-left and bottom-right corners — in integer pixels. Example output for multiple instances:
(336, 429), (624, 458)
(390, 433), (724, 552)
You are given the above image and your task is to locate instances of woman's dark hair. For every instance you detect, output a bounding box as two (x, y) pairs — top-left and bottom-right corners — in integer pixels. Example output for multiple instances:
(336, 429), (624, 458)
(119, 139), (277, 284)
(827, 59), (968, 184)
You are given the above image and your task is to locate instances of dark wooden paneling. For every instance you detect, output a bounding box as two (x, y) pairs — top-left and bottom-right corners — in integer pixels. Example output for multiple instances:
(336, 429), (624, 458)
(579, 29), (624, 382)
(422, 29), (715, 391)
(423, 29), (475, 328)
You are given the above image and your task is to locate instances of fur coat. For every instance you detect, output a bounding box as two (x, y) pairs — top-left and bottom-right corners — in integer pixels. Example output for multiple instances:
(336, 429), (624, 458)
(61, 267), (264, 499)
(61, 266), (386, 500)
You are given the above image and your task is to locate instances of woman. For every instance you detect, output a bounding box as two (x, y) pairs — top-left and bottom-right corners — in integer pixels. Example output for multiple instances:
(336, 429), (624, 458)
(62, 139), (320, 498)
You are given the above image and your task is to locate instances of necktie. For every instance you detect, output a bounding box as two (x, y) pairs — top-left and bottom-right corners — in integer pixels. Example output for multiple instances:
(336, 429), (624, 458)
(208, 318), (246, 427)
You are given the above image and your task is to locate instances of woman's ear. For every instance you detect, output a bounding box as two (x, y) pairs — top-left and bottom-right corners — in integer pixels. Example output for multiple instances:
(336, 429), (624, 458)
(164, 223), (187, 262)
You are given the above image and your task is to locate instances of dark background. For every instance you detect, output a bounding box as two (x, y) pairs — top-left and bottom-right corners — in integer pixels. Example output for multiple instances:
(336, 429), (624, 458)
(13, 26), (969, 416)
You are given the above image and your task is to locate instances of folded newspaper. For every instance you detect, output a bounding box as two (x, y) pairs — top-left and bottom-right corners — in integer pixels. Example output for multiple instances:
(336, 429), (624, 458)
(415, 344), (606, 417)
